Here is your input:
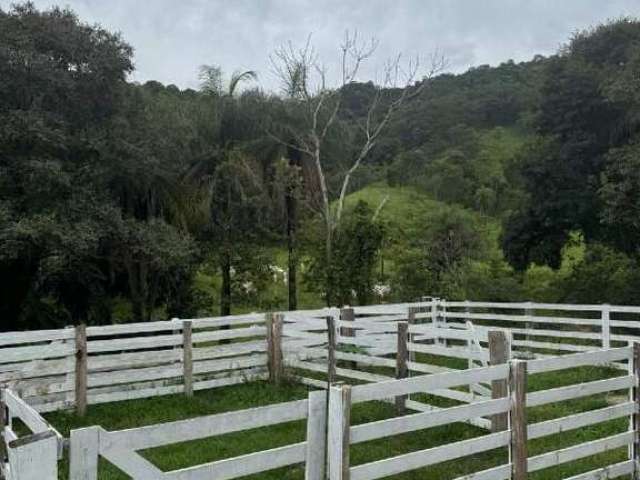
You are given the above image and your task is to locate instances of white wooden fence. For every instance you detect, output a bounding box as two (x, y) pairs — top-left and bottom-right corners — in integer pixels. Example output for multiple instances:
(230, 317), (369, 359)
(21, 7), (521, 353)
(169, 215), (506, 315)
(0, 389), (63, 480)
(69, 390), (327, 480)
(61, 346), (638, 480)
(326, 346), (637, 480)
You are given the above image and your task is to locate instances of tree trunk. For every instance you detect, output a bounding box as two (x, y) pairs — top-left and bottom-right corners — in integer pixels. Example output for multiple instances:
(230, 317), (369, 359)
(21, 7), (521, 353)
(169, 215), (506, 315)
(220, 251), (232, 316)
(286, 190), (298, 311)
(325, 226), (334, 307)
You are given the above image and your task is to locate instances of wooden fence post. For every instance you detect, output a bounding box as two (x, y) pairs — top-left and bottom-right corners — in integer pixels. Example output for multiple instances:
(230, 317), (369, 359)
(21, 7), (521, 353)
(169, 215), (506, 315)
(408, 306), (419, 362)
(602, 304), (611, 350)
(305, 390), (327, 480)
(326, 316), (337, 385)
(631, 343), (640, 479)
(509, 360), (528, 480)
(524, 301), (533, 347)
(489, 330), (511, 432)
(69, 426), (100, 480)
(340, 308), (356, 369)
(183, 320), (193, 397)
(327, 384), (351, 480)
(0, 387), (6, 466)
(395, 322), (409, 415)
(267, 313), (284, 385)
(75, 324), (88, 417)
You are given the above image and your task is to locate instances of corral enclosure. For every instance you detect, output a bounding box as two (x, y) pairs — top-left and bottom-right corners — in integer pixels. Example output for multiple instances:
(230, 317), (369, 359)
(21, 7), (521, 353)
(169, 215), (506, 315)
(1, 299), (640, 479)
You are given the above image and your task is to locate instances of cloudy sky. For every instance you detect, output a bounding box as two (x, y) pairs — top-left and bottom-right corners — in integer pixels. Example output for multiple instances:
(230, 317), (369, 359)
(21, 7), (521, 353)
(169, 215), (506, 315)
(9, 0), (640, 91)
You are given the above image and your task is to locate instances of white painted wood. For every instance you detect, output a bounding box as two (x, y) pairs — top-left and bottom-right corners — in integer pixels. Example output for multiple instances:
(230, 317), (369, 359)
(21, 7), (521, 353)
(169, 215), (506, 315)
(327, 384), (351, 480)
(350, 364), (509, 404)
(349, 431), (510, 480)
(99, 445), (162, 479)
(527, 375), (634, 407)
(449, 464), (511, 480)
(305, 390), (327, 480)
(87, 333), (183, 353)
(69, 427), (100, 480)
(7, 432), (58, 480)
(527, 347), (632, 374)
(4, 391), (50, 434)
(0, 329), (74, 347)
(103, 399), (309, 450)
(1, 344), (74, 364)
(351, 398), (510, 444)
(562, 460), (634, 480)
(602, 304), (611, 349)
(527, 431), (634, 472)
(528, 402), (636, 440)
(164, 442), (306, 480)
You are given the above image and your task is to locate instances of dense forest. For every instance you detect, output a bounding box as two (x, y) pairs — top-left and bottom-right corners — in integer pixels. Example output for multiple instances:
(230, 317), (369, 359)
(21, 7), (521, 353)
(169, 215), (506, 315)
(2, 3), (640, 330)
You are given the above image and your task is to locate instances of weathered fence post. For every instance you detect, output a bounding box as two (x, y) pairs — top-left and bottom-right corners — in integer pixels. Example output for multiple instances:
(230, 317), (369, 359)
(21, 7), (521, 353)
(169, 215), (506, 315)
(327, 384), (351, 480)
(69, 426), (100, 480)
(0, 387), (6, 466)
(408, 306), (419, 362)
(326, 316), (337, 385)
(395, 322), (409, 415)
(305, 390), (327, 480)
(509, 360), (528, 480)
(183, 320), (193, 397)
(524, 301), (533, 347)
(340, 308), (356, 369)
(75, 323), (88, 417)
(266, 313), (284, 385)
(602, 304), (611, 350)
(631, 343), (640, 478)
(489, 330), (511, 432)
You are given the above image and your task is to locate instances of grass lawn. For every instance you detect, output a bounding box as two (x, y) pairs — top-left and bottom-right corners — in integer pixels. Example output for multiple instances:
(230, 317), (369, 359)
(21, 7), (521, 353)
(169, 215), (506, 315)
(46, 365), (632, 479)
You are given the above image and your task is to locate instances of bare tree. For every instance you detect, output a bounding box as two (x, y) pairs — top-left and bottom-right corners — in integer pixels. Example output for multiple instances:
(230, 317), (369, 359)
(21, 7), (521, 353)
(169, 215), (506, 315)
(270, 31), (446, 305)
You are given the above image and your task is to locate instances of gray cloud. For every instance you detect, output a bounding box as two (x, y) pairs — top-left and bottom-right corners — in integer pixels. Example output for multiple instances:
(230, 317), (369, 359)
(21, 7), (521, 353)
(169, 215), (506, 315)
(5, 0), (639, 91)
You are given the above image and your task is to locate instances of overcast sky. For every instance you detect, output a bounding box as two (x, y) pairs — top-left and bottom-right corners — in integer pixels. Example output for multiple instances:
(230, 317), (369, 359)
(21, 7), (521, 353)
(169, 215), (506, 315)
(9, 0), (640, 91)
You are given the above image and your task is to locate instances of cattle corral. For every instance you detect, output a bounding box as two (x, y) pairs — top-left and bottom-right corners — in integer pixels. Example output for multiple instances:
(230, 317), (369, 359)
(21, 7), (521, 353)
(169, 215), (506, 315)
(1, 299), (640, 479)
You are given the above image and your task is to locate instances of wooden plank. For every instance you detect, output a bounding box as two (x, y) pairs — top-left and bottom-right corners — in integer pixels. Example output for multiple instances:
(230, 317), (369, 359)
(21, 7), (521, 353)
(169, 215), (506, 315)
(350, 364), (509, 404)
(0, 329), (74, 347)
(87, 333), (182, 353)
(527, 347), (632, 374)
(183, 321), (193, 397)
(100, 445), (162, 479)
(75, 324), (88, 417)
(349, 431), (510, 480)
(165, 442), (306, 480)
(351, 397), (510, 444)
(509, 360), (527, 480)
(528, 402), (635, 440)
(69, 426), (99, 480)
(395, 322), (409, 415)
(104, 399), (308, 450)
(527, 375), (634, 407)
(527, 431), (634, 472)
(305, 390), (327, 480)
(328, 384), (351, 480)
(191, 325), (267, 343)
(488, 331), (510, 432)
(0, 343), (75, 364)
(562, 460), (634, 480)
(4, 390), (50, 434)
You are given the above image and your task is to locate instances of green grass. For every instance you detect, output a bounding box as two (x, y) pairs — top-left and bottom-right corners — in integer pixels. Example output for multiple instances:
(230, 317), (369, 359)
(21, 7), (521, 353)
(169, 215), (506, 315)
(45, 361), (633, 480)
